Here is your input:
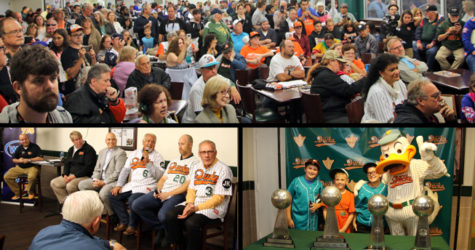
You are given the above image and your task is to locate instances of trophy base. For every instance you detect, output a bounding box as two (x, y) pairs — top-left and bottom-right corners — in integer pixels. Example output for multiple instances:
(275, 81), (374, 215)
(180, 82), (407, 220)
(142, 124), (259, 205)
(364, 246), (390, 250)
(311, 235), (350, 249)
(264, 236), (295, 248)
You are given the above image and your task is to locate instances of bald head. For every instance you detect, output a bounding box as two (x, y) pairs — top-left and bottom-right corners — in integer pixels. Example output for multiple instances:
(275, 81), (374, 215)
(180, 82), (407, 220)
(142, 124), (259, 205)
(19, 134), (30, 147)
(178, 134), (193, 158)
(105, 132), (117, 149)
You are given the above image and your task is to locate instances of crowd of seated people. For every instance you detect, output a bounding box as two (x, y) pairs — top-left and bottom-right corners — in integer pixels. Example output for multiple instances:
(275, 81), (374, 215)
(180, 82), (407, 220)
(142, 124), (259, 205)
(0, 0), (473, 124)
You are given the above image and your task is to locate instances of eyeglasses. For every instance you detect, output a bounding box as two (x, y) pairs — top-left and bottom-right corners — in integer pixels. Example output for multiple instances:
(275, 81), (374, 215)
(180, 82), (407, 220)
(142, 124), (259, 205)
(390, 44), (404, 50)
(0, 46), (5, 52)
(46, 23), (57, 27)
(367, 171), (377, 175)
(71, 33), (84, 37)
(4, 29), (23, 36)
(429, 91), (441, 99)
(199, 150), (216, 155)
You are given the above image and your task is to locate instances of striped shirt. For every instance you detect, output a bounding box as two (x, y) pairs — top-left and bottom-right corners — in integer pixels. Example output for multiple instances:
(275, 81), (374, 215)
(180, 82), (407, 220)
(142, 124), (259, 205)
(161, 155), (200, 194)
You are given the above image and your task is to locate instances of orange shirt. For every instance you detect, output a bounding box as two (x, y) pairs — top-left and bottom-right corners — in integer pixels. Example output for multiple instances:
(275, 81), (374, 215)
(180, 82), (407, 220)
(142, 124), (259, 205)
(240, 45), (270, 69)
(323, 189), (355, 233)
(302, 18), (315, 37)
(349, 59), (365, 74)
(155, 43), (165, 56)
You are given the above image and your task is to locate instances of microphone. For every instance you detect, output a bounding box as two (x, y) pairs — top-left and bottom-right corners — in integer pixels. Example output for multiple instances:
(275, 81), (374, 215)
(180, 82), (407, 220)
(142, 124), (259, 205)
(141, 147), (151, 161)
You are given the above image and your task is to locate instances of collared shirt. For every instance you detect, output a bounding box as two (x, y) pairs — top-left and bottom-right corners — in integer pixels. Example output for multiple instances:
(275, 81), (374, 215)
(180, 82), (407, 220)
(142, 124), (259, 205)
(102, 149), (112, 180)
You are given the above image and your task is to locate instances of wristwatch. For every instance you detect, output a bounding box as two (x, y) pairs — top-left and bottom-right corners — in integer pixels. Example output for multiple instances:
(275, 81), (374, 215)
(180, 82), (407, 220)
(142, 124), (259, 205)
(109, 239), (117, 249)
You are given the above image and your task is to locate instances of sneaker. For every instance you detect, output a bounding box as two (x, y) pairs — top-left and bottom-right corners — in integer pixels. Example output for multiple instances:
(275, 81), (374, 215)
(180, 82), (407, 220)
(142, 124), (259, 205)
(27, 193), (35, 199)
(123, 227), (136, 236)
(11, 195), (21, 200)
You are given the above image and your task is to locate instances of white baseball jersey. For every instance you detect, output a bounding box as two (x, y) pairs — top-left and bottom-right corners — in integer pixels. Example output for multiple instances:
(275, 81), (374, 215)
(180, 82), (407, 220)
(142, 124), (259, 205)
(187, 159), (233, 221)
(117, 149), (165, 194)
(161, 155), (200, 195)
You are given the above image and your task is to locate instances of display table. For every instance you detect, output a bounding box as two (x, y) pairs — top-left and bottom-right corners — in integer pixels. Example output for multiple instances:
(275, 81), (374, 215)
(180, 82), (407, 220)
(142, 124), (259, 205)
(245, 229), (450, 250)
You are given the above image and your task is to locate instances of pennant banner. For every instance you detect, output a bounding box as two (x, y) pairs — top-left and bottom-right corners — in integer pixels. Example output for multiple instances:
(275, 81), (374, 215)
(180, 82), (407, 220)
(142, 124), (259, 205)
(285, 127), (455, 244)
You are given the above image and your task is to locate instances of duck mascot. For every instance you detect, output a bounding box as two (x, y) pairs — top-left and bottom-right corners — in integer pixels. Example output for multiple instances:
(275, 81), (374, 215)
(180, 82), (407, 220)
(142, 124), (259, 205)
(375, 129), (449, 236)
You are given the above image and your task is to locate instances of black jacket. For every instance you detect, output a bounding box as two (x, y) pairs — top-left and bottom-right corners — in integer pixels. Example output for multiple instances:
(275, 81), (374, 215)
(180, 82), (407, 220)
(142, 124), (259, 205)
(64, 84), (117, 123)
(394, 101), (438, 123)
(134, 15), (160, 44)
(0, 67), (17, 104)
(63, 141), (97, 178)
(310, 67), (363, 122)
(126, 67), (171, 92)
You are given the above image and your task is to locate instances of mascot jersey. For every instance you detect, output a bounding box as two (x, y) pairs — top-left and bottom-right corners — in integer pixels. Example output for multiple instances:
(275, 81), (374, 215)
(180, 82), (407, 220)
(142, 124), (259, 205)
(288, 175), (323, 231)
(355, 183), (387, 227)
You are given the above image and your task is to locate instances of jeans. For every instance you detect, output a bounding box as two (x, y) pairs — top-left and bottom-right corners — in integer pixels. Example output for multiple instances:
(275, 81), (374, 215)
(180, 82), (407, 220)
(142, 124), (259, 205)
(412, 41), (439, 71)
(466, 53), (475, 72)
(108, 191), (144, 228)
(131, 192), (186, 231)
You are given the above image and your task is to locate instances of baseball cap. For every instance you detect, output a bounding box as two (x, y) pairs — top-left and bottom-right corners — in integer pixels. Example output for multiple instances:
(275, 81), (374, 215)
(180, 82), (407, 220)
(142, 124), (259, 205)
(322, 50), (350, 63)
(294, 21), (303, 28)
(426, 5), (437, 12)
(448, 7), (459, 16)
(112, 33), (123, 40)
(340, 3), (348, 8)
(356, 23), (366, 32)
(249, 31), (260, 38)
(210, 8), (223, 15)
(198, 54), (220, 68)
(378, 129), (402, 145)
(233, 19), (243, 27)
(68, 24), (83, 34)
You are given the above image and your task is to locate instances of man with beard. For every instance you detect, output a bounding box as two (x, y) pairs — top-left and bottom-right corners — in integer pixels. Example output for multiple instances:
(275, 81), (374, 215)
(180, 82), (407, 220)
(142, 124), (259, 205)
(64, 63), (125, 123)
(0, 45), (72, 123)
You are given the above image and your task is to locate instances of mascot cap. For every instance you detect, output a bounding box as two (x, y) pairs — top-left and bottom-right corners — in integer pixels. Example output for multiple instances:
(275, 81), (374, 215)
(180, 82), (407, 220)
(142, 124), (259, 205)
(378, 129), (402, 145)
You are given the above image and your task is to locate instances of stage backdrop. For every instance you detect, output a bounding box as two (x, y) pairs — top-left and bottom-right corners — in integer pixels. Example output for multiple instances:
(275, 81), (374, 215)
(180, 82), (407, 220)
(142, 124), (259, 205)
(285, 128), (454, 244)
(2, 128), (37, 202)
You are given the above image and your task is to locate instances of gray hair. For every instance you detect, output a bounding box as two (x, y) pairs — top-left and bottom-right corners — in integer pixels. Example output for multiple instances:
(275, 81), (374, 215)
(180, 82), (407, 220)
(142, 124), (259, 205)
(144, 133), (157, 141)
(407, 79), (431, 105)
(199, 140), (216, 151)
(135, 54), (149, 67)
(167, 31), (177, 40)
(62, 190), (103, 225)
(86, 63), (111, 85)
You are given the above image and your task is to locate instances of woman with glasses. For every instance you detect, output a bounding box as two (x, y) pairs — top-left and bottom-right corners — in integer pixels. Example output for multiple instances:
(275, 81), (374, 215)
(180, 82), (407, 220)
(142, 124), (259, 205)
(461, 74), (475, 123)
(361, 54), (407, 123)
(96, 35), (112, 63)
(194, 75), (239, 123)
(136, 84), (177, 124)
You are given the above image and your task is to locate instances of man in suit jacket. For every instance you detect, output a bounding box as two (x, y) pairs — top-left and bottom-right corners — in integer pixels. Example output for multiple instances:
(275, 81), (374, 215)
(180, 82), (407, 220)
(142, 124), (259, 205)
(78, 132), (127, 215)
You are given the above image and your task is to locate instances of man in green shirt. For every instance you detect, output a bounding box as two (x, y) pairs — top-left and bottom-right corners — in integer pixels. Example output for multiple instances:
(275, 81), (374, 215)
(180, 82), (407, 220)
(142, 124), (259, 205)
(435, 7), (465, 70)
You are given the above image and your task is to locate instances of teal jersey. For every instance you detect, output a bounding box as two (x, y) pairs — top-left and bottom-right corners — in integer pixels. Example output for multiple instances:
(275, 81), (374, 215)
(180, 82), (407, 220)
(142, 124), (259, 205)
(355, 182), (388, 227)
(288, 175), (323, 231)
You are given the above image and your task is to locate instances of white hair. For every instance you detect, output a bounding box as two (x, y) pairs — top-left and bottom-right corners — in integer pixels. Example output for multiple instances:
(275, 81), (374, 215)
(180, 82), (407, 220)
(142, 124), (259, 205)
(62, 190), (104, 225)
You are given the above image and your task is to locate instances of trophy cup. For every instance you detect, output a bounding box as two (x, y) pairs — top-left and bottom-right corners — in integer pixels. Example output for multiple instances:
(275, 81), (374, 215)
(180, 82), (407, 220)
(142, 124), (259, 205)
(264, 189), (295, 248)
(312, 186), (350, 249)
(412, 195), (434, 250)
(365, 194), (389, 250)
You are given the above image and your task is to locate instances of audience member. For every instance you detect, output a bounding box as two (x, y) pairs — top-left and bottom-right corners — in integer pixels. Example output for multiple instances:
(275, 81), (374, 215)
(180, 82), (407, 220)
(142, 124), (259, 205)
(218, 46), (246, 82)
(78, 132), (127, 216)
(322, 18), (342, 40)
(165, 140), (233, 250)
(461, 74), (475, 123)
(362, 54), (407, 123)
(166, 36), (191, 68)
(96, 34), (112, 63)
(341, 43), (366, 78)
(435, 7), (465, 70)
(308, 50), (363, 123)
(394, 79), (456, 123)
(395, 10), (416, 58)
(30, 190), (126, 250)
(109, 133), (164, 235)
(231, 20), (249, 54)
(293, 21), (310, 58)
(386, 37), (427, 83)
(4, 134), (43, 200)
(81, 17), (101, 53)
(112, 46), (137, 94)
(0, 37), (16, 105)
(314, 2), (329, 23)
(233, 2), (253, 34)
(334, 3), (357, 26)
(0, 45), (72, 123)
(240, 31), (274, 69)
(278, 8), (298, 42)
(195, 75), (239, 123)
(413, 5), (443, 71)
(380, 4), (400, 41)
(50, 131), (97, 206)
(308, 20), (325, 50)
(312, 33), (339, 59)
(0, 17), (24, 59)
(463, 12), (475, 71)
(203, 8), (232, 53)
(126, 55), (171, 91)
(134, 3), (159, 45)
(75, 3), (94, 26)
(64, 63), (125, 123)
(354, 22), (379, 58)
(252, 0), (268, 29)
(137, 84), (176, 124)
(257, 20), (277, 48)
(267, 39), (305, 82)
(159, 5), (186, 42)
(298, 0), (319, 36)
(462, 0), (475, 22)
(273, 1), (288, 34)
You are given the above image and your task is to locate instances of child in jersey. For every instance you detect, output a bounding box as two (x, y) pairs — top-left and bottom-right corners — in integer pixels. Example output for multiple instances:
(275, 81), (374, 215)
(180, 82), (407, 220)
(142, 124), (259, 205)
(353, 162), (388, 233)
(323, 168), (355, 233)
(141, 27), (155, 54)
(286, 159), (324, 231)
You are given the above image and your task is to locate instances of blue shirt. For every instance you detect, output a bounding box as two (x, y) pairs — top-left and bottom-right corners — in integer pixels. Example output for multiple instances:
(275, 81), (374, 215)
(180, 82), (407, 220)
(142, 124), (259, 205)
(287, 175), (323, 231)
(355, 182), (388, 227)
(141, 36), (155, 53)
(30, 219), (109, 250)
(297, 7), (318, 18)
(231, 32), (249, 54)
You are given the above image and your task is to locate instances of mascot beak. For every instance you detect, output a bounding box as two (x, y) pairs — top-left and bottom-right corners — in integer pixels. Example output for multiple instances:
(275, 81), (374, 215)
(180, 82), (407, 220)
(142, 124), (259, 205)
(376, 145), (416, 175)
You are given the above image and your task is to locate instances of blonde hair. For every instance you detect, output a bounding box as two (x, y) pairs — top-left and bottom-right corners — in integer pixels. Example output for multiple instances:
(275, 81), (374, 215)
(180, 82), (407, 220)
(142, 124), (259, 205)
(69, 131), (82, 140)
(201, 76), (231, 108)
(62, 191), (103, 225)
(119, 46), (137, 62)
